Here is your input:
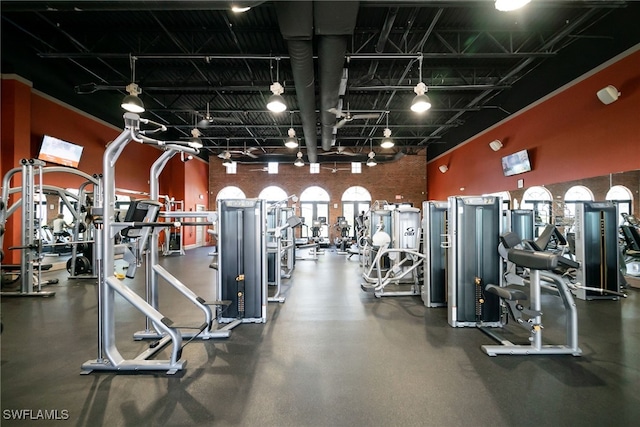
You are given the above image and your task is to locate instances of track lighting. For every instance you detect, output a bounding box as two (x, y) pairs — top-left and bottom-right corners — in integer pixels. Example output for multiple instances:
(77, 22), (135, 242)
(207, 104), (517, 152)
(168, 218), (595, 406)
(495, 0), (531, 12)
(121, 55), (145, 113)
(267, 59), (286, 113)
(294, 151), (304, 167)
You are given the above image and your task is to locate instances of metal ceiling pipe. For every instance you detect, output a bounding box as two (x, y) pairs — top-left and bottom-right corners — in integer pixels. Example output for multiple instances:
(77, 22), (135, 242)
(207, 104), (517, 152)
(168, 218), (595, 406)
(275, 2), (318, 163)
(315, 1), (360, 152)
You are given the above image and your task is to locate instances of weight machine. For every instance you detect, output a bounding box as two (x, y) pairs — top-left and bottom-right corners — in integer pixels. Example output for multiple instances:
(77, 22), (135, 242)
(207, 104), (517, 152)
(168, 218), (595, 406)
(361, 206), (425, 297)
(1, 159), (99, 296)
(133, 146), (233, 342)
(422, 200), (448, 307)
(447, 196), (502, 328)
(82, 113), (203, 374)
(266, 203), (301, 303)
(573, 201), (621, 300)
(162, 198), (185, 256)
(217, 198), (268, 325)
(480, 234), (582, 356)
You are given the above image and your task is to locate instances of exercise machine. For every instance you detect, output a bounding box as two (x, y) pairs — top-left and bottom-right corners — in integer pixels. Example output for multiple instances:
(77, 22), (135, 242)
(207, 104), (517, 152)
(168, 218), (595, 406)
(334, 216), (351, 254)
(266, 202), (301, 303)
(620, 214), (640, 277)
(447, 196), (502, 328)
(161, 198), (186, 256)
(481, 233), (582, 356)
(217, 198), (268, 325)
(422, 200), (448, 307)
(361, 206), (425, 297)
(133, 146), (233, 342)
(82, 113), (201, 374)
(574, 201), (621, 300)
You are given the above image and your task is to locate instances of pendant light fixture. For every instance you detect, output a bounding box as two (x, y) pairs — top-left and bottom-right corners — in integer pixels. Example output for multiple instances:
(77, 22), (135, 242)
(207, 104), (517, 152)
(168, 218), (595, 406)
(495, 0), (531, 12)
(380, 112), (394, 149)
(411, 55), (431, 114)
(222, 139), (233, 167)
(285, 112), (299, 148)
(267, 58), (287, 113)
(121, 54), (145, 113)
(294, 151), (304, 167)
(366, 139), (377, 167)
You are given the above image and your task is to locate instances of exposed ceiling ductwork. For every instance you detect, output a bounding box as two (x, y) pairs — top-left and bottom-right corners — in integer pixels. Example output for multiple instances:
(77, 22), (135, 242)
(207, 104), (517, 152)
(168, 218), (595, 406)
(275, 1), (359, 163)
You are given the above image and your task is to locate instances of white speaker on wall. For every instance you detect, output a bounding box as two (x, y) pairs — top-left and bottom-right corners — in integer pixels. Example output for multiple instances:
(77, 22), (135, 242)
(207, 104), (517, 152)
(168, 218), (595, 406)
(489, 139), (503, 151)
(597, 85), (620, 105)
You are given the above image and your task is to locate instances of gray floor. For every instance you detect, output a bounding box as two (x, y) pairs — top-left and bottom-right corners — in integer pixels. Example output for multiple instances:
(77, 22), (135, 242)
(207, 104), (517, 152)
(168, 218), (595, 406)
(1, 247), (639, 426)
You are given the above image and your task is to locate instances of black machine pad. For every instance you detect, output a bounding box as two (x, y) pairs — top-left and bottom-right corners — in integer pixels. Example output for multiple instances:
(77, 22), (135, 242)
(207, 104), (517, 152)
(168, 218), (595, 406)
(485, 284), (528, 301)
(508, 249), (562, 270)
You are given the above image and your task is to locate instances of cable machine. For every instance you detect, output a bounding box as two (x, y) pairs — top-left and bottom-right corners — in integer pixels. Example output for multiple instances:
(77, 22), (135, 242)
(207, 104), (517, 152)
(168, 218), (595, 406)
(217, 198), (267, 324)
(574, 201), (620, 300)
(447, 196), (502, 328)
(1, 160), (99, 296)
(422, 200), (448, 307)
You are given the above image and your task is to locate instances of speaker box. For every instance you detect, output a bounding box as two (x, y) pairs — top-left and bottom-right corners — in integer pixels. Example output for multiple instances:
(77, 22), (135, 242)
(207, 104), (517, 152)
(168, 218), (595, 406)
(597, 85), (620, 105)
(489, 140), (503, 151)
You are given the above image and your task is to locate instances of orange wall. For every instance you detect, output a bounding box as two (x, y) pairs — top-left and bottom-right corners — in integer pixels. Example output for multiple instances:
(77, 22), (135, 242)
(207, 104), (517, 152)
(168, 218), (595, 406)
(427, 47), (640, 200)
(1, 76), (206, 261)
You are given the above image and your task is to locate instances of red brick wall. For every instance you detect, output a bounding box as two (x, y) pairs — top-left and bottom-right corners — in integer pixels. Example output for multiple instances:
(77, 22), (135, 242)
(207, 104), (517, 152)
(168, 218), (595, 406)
(208, 154), (427, 241)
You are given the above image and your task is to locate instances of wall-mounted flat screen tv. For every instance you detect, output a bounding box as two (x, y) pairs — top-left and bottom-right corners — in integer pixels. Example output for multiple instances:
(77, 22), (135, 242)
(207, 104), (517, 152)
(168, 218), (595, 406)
(501, 149), (531, 177)
(38, 135), (84, 168)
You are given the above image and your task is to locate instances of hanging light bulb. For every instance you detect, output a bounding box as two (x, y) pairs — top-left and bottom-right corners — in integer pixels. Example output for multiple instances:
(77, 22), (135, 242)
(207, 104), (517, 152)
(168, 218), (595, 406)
(380, 129), (394, 149)
(411, 82), (431, 113)
(411, 55), (431, 113)
(294, 151), (304, 167)
(367, 138), (377, 167)
(285, 113), (298, 148)
(188, 128), (203, 149)
(285, 128), (298, 149)
(366, 151), (377, 167)
(380, 113), (394, 148)
(121, 55), (145, 113)
(495, 0), (531, 12)
(267, 59), (287, 113)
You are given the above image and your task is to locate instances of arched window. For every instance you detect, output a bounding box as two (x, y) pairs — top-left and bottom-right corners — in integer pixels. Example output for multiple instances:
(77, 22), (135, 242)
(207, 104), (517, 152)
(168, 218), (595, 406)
(258, 186), (288, 203)
(521, 186), (552, 236)
(299, 186), (331, 240)
(216, 186), (246, 201)
(341, 186), (372, 238)
(606, 185), (634, 225)
(563, 185), (594, 231)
